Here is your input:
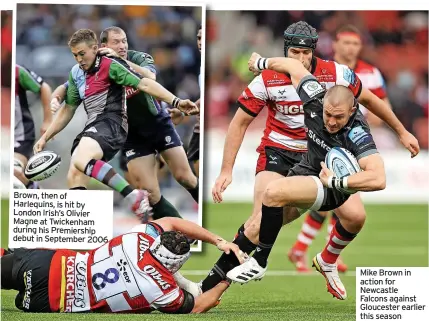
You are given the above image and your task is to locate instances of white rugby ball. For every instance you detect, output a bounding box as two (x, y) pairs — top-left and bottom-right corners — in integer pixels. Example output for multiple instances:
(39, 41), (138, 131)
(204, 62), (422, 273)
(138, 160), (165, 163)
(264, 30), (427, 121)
(24, 150), (61, 181)
(325, 147), (360, 194)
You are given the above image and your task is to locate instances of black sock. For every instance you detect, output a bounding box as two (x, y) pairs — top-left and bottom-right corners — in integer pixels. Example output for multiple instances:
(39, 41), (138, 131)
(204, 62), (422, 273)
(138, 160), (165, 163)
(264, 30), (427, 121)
(253, 205), (283, 268)
(309, 210), (327, 224)
(186, 182), (199, 203)
(69, 186), (87, 190)
(331, 211), (339, 221)
(152, 196), (182, 219)
(201, 226), (256, 292)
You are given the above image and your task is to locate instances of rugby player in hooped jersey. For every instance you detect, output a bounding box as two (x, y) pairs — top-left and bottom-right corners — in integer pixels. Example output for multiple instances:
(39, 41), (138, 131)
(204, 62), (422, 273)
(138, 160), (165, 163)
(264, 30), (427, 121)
(34, 29), (197, 219)
(289, 24), (394, 273)
(0, 217), (245, 314)
(194, 21), (418, 300)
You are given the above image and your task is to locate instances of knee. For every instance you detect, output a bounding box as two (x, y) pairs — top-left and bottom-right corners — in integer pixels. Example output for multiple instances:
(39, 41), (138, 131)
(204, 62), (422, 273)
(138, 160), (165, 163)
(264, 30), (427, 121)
(341, 210), (366, 232)
(67, 165), (81, 182)
(262, 184), (285, 207)
(173, 170), (197, 188)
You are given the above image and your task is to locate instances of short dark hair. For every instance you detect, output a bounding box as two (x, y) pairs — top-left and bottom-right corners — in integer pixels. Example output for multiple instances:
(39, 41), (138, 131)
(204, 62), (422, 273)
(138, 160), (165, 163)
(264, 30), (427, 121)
(68, 29), (97, 47)
(335, 25), (362, 38)
(100, 26), (125, 44)
(161, 231), (190, 255)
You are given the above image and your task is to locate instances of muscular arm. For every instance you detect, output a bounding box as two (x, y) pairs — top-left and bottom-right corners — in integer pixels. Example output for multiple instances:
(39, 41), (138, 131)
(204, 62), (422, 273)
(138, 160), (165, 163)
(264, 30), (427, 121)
(125, 60), (156, 80)
(358, 88), (407, 136)
(154, 217), (227, 246)
(265, 57), (310, 88)
(191, 282), (229, 313)
(40, 82), (53, 123)
(51, 83), (67, 103)
(42, 105), (77, 142)
(220, 108), (255, 174)
(136, 77), (177, 105)
(347, 153), (386, 191)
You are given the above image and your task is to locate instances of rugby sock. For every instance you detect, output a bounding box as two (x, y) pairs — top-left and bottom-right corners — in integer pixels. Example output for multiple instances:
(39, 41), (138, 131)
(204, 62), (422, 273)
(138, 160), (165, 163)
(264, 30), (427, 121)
(202, 225), (256, 292)
(326, 212), (339, 240)
(253, 205), (283, 268)
(152, 196), (182, 219)
(84, 159), (134, 198)
(321, 220), (357, 264)
(292, 211), (326, 254)
(186, 182), (199, 203)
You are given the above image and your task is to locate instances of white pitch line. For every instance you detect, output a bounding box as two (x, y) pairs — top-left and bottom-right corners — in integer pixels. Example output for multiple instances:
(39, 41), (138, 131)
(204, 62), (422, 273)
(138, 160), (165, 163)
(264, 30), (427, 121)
(180, 270), (356, 276)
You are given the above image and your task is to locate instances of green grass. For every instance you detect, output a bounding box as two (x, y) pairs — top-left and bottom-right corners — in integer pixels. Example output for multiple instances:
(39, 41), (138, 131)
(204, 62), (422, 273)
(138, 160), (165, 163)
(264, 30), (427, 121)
(1, 200), (428, 320)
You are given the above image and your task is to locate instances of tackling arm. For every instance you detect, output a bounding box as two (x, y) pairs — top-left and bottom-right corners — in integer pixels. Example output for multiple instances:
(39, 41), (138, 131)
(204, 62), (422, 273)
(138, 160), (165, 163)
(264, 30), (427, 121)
(125, 60), (156, 80)
(40, 82), (53, 124)
(191, 282), (230, 313)
(42, 105), (77, 142)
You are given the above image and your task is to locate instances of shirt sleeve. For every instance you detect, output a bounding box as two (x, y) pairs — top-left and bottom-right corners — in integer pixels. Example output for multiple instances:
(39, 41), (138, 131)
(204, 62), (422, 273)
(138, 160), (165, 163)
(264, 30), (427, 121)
(237, 74), (268, 117)
(18, 66), (43, 93)
(63, 81), (69, 89)
(65, 71), (82, 108)
(334, 62), (363, 98)
(130, 50), (157, 75)
(370, 68), (387, 99)
(348, 122), (378, 161)
(156, 288), (195, 314)
(108, 58), (143, 88)
(296, 74), (326, 104)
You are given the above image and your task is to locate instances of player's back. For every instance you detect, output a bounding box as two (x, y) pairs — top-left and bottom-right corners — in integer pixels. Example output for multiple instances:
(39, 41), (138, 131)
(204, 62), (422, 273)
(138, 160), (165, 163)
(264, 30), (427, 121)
(48, 223), (180, 313)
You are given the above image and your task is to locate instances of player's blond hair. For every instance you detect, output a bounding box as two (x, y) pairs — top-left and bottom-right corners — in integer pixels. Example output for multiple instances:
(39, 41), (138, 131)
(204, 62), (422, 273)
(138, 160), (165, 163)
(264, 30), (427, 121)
(68, 29), (98, 47)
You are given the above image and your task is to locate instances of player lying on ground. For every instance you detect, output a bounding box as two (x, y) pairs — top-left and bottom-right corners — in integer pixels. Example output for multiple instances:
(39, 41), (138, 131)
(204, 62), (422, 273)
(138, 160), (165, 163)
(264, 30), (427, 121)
(226, 53), (392, 299)
(289, 24), (395, 273)
(0, 217), (245, 313)
(168, 25), (202, 177)
(50, 26), (199, 221)
(34, 29), (197, 220)
(14, 65), (53, 189)
(201, 22), (418, 299)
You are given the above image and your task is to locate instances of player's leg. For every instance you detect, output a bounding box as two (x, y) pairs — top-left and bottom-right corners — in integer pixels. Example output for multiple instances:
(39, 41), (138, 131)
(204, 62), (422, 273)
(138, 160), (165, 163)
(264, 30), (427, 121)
(317, 193), (365, 270)
(199, 149), (286, 293)
(160, 143), (199, 204)
(70, 122), (150, 217)
(0, 252), (17, 290)
(187, 132), (200, 177)
(288, 210), (329, 272)
(127, 153), (182, 219)
(14, 143), (39, 189)
(227, 174), (322, 283)
(326, 211), (348, 272)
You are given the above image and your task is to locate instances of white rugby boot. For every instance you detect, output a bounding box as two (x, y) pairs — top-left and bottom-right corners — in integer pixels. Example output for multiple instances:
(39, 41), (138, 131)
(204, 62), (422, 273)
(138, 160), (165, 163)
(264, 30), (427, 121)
(226, 257), (267, 284)
(312, 253), (347, 300)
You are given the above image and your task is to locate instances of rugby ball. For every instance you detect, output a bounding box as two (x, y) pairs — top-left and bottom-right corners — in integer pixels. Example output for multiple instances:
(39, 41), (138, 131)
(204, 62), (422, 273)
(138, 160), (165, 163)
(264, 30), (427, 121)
(24, 151), (61, 181)
(325, 147), (360, 194)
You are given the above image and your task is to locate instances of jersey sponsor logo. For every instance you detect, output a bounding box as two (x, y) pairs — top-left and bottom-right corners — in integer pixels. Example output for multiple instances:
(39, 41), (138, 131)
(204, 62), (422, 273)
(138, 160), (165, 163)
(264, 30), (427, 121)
(275, 104), (303, 115)
(308, 129), (332, 151)
(138, 234), (150, 261)
(278, 88), (286, 95)
(165, 136), (173, 145)
(266, 79), (286, 85)
(303, 81), (325, 98)
(310, 112), (317, 118)
(65, 256), (75, 312)
(116, 259), (131, 283)
(22, 270), (32, 309)
(143, 265), (171, 290)
(125, 86), (140, 98)
(74, 261), (87, 308)
(85, 126), (97, 133)
(348, 126), (368, 144)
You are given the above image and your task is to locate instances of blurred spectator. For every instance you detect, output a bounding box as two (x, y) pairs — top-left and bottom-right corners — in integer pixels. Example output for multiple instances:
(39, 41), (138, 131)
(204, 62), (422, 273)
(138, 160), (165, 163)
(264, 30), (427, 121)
(206, 11), (428, 150)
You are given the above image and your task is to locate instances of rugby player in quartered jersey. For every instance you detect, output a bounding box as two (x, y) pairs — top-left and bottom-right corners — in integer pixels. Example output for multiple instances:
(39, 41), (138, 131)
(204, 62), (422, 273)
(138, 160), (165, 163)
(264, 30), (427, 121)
(0, 217), (246, 314)
(13, 64), (53, 189)
(34, 28), (197, 219)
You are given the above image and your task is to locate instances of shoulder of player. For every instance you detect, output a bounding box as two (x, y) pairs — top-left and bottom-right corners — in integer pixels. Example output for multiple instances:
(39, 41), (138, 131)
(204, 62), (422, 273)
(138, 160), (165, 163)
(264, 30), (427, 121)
(128, 50), (154, 64)
(260, 69), (292, 85)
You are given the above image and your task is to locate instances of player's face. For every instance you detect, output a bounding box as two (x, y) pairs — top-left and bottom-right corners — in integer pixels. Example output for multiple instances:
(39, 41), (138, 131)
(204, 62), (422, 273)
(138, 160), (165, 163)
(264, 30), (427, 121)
(334, 35), (362, 62)
(323, 102), (355, 134)
(197, 29), (202, 53)
(287, 47), (313, 71)
(71, 42), (98, 71)
(106, 31), (128, 59)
